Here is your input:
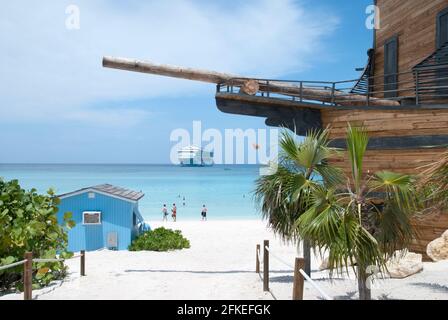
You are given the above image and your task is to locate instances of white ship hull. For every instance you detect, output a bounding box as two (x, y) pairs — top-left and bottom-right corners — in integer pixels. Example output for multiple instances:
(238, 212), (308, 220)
(178, 146), (214, 167)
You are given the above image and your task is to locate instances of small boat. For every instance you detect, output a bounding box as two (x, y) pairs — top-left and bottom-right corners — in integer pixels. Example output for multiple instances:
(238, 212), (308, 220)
(178, 145), (214, 167)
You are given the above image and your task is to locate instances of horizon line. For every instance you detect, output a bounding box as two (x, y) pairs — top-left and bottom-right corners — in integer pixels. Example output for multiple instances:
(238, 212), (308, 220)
(0, 163), (263, 166)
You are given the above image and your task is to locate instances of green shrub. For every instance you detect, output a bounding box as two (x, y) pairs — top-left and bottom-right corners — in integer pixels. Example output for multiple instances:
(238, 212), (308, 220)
(0, 179), (75, 292)
(129, 227), (190, 252)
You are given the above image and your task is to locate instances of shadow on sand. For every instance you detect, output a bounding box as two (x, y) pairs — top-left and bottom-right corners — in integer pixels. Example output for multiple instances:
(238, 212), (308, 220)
(124, 269), (293, 274)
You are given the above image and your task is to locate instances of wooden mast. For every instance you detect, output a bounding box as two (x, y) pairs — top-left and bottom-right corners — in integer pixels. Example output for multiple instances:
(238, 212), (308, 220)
(102, 56), (399, 107)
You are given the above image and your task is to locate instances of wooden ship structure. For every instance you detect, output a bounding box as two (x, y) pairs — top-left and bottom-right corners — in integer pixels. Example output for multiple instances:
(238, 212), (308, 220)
(102, 0), (448, 255)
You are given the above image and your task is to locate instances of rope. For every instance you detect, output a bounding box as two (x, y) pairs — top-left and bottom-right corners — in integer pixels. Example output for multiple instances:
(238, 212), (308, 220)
(33, 258), (65, 263)
(0, 253), (83, 271)
(65, 254), (82, 260)
(0, 259), (27, 271)
(299, 269), (332, 300)
(257, 248), (263, 265)
(264, 246), (333, 300)
(264, 246), (294, 269)
(1, 252), (83, 268)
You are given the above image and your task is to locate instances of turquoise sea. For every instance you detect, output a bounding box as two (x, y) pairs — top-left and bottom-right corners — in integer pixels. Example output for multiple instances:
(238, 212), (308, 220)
(0, 164), (262, 221)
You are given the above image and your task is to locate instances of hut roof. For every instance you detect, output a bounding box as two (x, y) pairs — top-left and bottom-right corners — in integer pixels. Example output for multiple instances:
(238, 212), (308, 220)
(58, 184), (145, 202)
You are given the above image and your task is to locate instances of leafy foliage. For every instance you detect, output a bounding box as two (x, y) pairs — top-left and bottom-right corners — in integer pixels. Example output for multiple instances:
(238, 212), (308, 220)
(254, 128), (343, 275)
(0, 179), (75, 292)
(417, 150), (448, 213)
(296, 125), (417, 299)
(128, 227), (190, 252)
(255, 124), (417, 300)
(254, 128), (342, 242)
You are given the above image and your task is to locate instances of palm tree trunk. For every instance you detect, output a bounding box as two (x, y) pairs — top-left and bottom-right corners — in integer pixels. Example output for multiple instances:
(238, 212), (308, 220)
(303, 239), (311, 276)
(357, 267), (372, 300)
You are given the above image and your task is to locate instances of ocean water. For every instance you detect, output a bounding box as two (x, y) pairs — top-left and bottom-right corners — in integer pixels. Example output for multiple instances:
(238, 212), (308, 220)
(0, 164), (263, 221)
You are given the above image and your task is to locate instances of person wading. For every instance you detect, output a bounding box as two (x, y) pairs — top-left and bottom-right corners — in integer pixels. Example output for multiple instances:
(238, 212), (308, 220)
(171, 203), (177, 222)
(201, 205), (207, 221)
(162, 204), (168, 222)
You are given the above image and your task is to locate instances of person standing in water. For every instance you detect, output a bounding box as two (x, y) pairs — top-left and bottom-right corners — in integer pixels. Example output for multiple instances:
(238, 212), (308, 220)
(171, 203), (177, 222)
(201, 205), (207, 221)
(162, 204), (168, 222)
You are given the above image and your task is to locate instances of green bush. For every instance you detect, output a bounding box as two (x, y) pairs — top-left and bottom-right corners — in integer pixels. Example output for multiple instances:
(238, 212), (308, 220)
(0, 179), (75, 292)
(129, 227), (190, 252)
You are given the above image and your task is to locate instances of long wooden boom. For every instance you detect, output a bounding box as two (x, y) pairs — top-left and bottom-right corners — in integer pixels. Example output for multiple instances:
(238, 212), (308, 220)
(102, 56), (399, 107)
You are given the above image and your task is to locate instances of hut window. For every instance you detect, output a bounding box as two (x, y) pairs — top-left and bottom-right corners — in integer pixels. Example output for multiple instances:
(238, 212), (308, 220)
(384, 36), (398, 98)
(83, 211), (101, 225)
(436, 7), (448, 96)
(437, 7), (448, 49)
(88, 192), (95, 199)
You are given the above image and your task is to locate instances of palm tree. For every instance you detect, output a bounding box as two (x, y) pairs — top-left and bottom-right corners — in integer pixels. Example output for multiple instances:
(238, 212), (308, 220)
(296, 125), (416, 300)
(254, 128), (342, 275)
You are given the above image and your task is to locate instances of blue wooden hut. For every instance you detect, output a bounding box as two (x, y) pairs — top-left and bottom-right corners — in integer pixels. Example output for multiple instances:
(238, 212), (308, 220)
(57, 184), (146, 251)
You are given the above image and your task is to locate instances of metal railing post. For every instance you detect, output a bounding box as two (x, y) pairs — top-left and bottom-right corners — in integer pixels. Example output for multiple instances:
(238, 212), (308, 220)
(330, 83), (336, 105)
(299, 82), (303, 102)
(23, 252), (33, 300)
(266, 81), (270, 98)
(263, 240), (269, 292)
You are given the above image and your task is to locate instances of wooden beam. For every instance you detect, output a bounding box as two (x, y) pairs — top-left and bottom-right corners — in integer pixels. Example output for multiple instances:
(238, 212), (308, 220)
(330, 135), (448, 150)
(23, 252), (32, 300)
(102, 56), (400, 107)
(103, 56), (239, 84)
(292, 258), (305, 300)
(263, 240), (269, 292)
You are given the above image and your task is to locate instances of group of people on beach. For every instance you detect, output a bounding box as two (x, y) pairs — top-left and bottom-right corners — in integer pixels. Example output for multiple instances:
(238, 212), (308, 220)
(162, 203), (207, 222)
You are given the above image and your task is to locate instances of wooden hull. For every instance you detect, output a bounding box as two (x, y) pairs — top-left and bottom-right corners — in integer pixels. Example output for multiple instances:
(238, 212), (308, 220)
(410, 211), (448, 260)
(322, 109), (448, 175)
(322, 108), (448, 256)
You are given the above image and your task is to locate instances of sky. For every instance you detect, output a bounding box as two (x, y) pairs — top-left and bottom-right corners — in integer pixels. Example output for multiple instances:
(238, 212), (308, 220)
(0, 0), (373, 164)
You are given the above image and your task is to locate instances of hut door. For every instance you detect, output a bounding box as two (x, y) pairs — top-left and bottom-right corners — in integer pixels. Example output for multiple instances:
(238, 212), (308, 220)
(85, 226), (103, 250)
(384, 36), (398, 98)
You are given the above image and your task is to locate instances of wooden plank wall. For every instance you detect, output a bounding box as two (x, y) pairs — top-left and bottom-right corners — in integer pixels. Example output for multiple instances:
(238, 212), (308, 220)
(371, 1), (448, 254)
(329, 148), (446, 175)
(410, 211), (448, 259)
(323, 109), (448, 139)
(374, 0), (448, 97)
(323, 107), (448, 255)
(323, 108), (448, 174)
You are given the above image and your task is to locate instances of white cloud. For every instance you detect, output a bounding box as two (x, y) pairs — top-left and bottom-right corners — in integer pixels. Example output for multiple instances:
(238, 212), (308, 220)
(0, 0), (337, 126)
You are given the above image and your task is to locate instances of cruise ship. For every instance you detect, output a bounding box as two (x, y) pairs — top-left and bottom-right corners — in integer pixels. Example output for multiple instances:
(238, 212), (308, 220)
(178, 146), (214, 167)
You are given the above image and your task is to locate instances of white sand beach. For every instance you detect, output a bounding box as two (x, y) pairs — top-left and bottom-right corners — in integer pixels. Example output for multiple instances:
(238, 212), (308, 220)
(1, 220), (448, 300)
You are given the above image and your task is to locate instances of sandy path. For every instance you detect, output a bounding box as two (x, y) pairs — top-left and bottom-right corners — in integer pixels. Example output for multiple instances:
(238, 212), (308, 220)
(1, 220), (447, 300)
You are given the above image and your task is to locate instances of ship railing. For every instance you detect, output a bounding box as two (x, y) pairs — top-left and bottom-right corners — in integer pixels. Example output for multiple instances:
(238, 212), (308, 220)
(216, 63), (448, 108)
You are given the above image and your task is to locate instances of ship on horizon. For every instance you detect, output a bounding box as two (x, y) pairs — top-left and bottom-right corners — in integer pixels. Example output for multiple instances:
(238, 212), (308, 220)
(178, 145), (214, 167)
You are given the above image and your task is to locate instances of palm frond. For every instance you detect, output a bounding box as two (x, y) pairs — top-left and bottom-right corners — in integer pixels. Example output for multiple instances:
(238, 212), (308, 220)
(315, 163), (345, 188)
(254, 127), (342, 243)
(345, 124), (369, 192)
(254, 164), (311, 241)
(279, 127), (338, 178)
(417, 150), (448, 211)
